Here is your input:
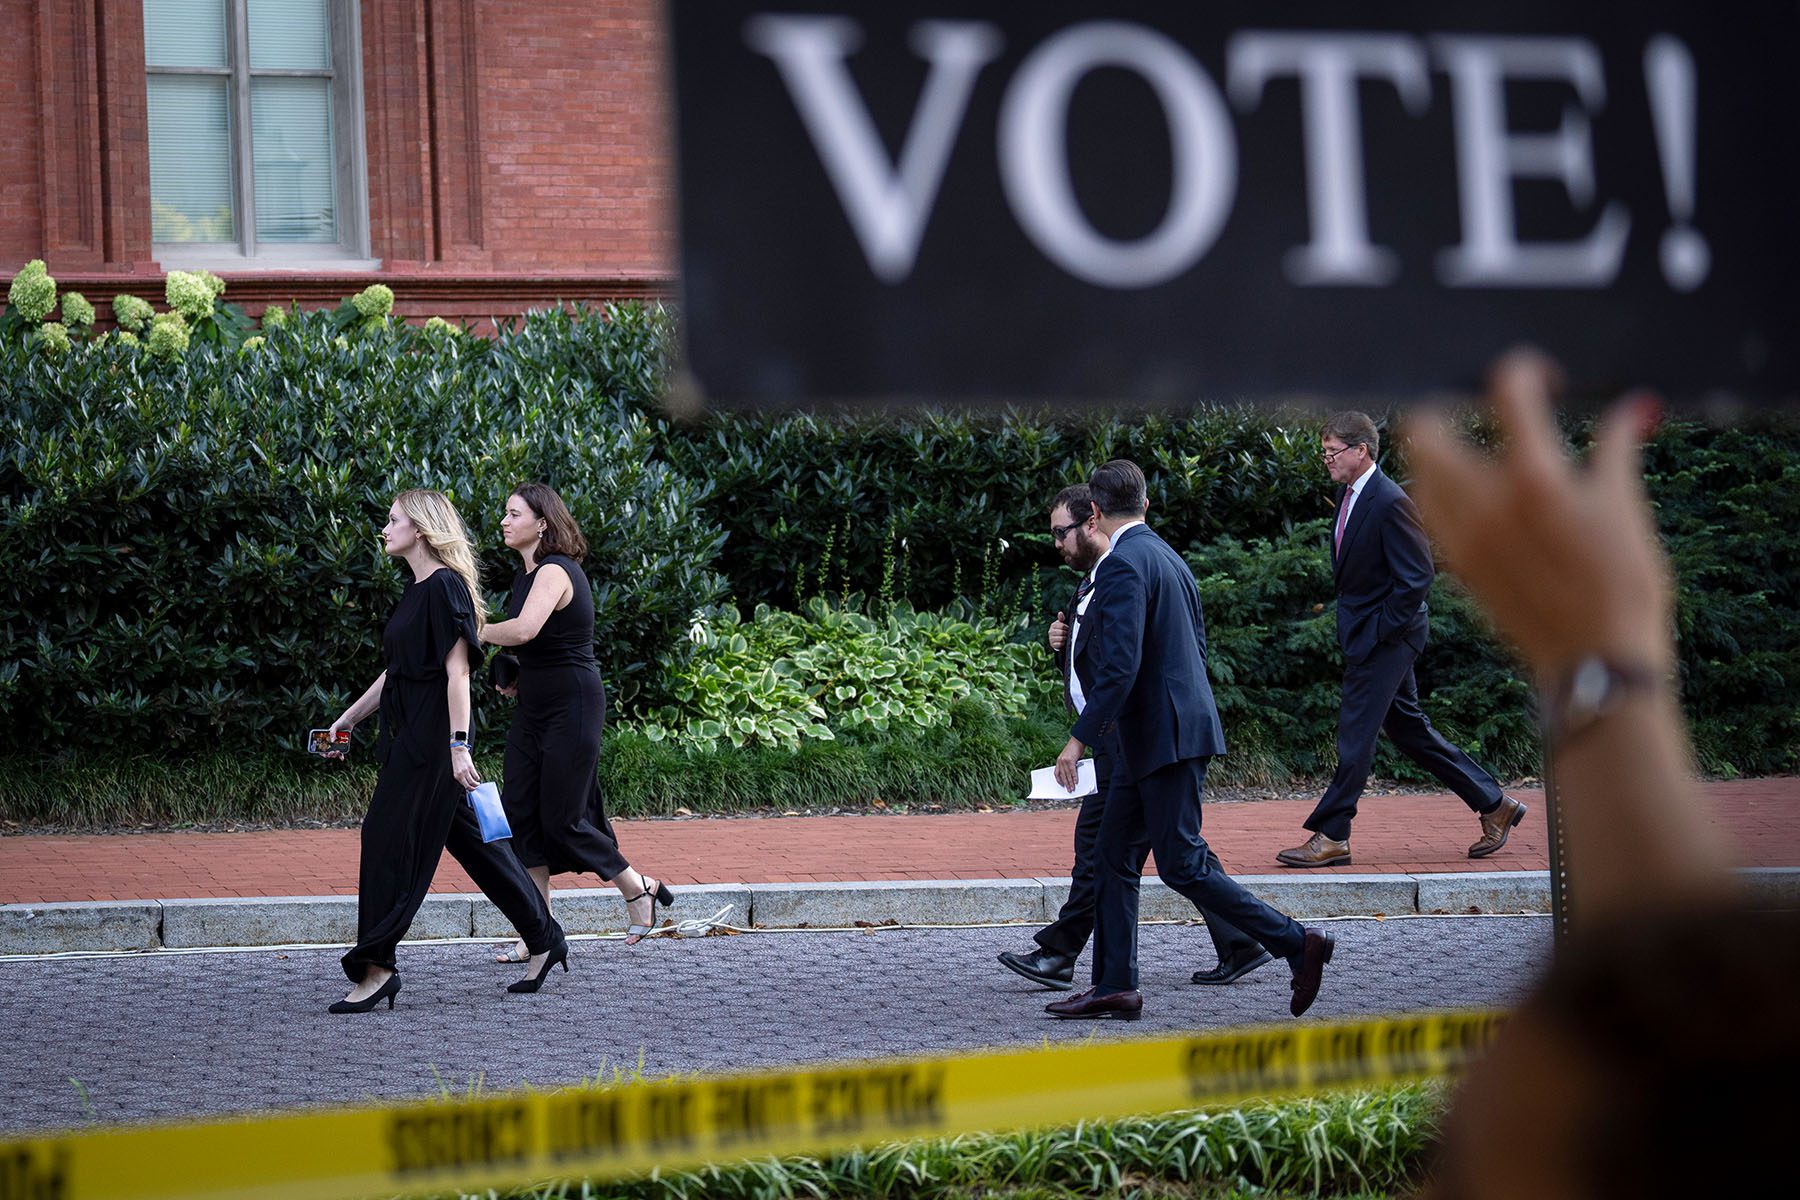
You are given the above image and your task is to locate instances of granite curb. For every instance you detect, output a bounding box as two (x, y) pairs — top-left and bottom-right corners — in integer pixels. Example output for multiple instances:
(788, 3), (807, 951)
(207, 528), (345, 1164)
(3, 868), (1794, 953)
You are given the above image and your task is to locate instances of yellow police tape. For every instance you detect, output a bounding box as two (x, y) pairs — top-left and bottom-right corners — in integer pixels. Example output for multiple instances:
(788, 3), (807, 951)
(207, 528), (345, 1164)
(1, 1009), (1502, 1200)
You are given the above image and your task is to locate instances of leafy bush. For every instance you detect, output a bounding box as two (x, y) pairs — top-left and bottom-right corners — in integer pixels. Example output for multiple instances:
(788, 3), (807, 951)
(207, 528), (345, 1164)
(1194, 520), (1538, 785)
(607, 698), (1066, 816)
(489, 1084), (1445, 1200)
(473, 306), (1800, 778)
(652, 405), (1326, 618)
(1646, 419), (1800, 775)
(6, 259), (56, 323)
(644, 601), (1059, 751)
(112, 293), (154, 331)
(3, 291), (1794, 802)
(0, 303), (723, 759)
(59, 291), (94, 329)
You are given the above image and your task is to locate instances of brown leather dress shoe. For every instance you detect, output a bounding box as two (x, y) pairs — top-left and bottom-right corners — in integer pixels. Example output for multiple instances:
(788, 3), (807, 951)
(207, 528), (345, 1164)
(1276, 832), (1351, 868)
(1469, 795), (1528, 858)
(1045, 987), (1143, 1020)
(1289, 929), (1335, 1017)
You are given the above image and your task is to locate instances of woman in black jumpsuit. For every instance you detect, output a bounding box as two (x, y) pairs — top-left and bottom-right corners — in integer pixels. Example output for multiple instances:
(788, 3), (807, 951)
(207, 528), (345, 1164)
(483, 484), (674, 956)
(325, 489), (565, 1012)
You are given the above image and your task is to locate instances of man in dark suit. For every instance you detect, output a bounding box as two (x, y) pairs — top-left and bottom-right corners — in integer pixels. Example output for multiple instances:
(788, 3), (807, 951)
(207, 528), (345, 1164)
(1278, 413), (1526, 868)
(999, 485), (1271, 991)
(1045, 461), (1334, 1021)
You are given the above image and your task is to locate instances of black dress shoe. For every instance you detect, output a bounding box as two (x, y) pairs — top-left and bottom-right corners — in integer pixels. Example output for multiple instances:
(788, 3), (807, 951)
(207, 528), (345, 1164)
(1289, 929), (1336, 1017)
(998, 947), (1077, 990)
(1191, 948), (1274, 985)
(1046, 987), (1143, 1020)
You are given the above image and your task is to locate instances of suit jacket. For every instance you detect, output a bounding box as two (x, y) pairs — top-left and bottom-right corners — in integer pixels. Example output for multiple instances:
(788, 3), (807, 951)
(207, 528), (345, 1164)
(1069, 523), (1227, 782)
(1332, 467), (1433, 665)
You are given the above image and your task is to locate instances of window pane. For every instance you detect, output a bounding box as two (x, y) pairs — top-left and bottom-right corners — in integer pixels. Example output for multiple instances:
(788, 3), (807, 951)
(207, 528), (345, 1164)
(143, 0), (228, 69)
(252, 77), (337, 243)
(248, 0), (330, 71)
(147, 75), (235, 242)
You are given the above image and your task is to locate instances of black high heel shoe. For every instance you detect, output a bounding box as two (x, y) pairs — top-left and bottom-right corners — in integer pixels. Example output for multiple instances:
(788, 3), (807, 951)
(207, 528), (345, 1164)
(623, 876), (676, 945)
(329, 972), (400, 1014)
(507, 938), (570, 993)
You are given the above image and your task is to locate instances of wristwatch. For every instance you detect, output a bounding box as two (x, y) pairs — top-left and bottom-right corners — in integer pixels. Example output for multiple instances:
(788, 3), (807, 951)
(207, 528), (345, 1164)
(1541, 656), (1660, 746)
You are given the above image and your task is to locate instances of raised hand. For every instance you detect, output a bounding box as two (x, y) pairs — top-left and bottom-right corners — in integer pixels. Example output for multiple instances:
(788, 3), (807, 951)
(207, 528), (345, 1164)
(1403, 350), (1672, 682)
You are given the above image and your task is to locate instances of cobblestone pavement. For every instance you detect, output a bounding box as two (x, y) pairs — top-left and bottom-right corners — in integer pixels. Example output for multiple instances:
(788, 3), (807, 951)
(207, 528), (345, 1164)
(0, 915), (1550, 1133)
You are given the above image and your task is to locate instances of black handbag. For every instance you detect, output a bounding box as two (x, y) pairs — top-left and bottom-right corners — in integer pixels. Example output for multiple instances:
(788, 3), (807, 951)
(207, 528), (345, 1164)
(490, 651), (520, 691)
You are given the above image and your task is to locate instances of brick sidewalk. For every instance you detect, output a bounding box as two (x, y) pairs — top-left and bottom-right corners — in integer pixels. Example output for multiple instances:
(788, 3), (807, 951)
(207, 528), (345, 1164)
(3, 778), (1793, 905)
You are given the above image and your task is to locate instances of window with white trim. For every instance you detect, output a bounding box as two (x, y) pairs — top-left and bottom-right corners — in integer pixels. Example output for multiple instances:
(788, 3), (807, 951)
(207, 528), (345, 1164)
(144, 0), (371, 266)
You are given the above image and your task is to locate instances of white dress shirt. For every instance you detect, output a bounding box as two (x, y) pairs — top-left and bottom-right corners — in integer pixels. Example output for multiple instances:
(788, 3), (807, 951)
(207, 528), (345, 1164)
(1067, 518), (1143, 714)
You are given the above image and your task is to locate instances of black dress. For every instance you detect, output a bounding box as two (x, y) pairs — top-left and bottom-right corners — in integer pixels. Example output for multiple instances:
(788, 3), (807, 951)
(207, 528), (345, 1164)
(500, 553), (631, 879)
(341, 568), (560, 981)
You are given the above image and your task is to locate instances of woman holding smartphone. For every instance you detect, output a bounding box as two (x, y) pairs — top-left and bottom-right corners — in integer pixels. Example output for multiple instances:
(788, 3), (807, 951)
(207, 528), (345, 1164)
(324, 489), (567, 1012)
(483, 483), (674, 957)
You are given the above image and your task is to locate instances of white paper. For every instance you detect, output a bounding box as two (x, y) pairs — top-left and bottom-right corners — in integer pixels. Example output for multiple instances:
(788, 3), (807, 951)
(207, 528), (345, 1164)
(1029, 758), (1098, 800)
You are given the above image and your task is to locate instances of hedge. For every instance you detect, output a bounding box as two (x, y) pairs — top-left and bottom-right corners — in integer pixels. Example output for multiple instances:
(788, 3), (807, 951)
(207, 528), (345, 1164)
(0, 303), (724, 757)
(3, 296), (1795, 805)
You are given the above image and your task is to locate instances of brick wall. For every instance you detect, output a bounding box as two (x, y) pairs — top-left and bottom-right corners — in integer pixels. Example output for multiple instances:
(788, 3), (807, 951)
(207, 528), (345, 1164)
(0, 1), (43, 264)
(0, 0), (676, 316)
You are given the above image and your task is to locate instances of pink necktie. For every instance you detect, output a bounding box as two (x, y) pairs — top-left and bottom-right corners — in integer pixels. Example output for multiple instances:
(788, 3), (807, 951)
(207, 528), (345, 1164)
(1335, 491), (1351, 552)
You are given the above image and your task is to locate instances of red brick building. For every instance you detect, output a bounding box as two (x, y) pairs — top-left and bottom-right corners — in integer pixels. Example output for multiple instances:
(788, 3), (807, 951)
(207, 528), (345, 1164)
(2, 0), (675, 324)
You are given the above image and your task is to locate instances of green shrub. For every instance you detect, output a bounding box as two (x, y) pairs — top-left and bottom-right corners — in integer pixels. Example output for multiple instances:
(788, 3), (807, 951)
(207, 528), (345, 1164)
(0, 698), (1067, 825)
(489, 1084), (1445, 1199)
(164, 269), (222, 321)
(145, 310), (189, 359)
(644, 601), (1058, 752)
(3, 295), (1793, 797)
(59, 291), (95, 329)
(6, 259), (56, 323)
(1648, 420), (1800, 774)
(604, 699), (1067, 816)
(1192, 521), (1539, 785)
(651, 405), (1326, 618)
(111, 293), (154, 331)
(0, 303), (723, 760)
(33, 321), (71, 355)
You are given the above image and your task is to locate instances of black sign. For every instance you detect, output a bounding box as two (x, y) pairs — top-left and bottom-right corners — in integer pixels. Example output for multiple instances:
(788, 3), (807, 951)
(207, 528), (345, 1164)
(668, 1), (1799, 406)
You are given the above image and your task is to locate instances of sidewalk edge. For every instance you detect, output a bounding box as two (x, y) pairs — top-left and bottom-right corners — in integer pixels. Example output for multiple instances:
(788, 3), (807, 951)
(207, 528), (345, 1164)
(3, 868), (1794, 953)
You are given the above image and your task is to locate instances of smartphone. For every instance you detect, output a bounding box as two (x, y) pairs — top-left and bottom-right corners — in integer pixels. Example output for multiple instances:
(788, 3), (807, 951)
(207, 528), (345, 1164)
(307, 728), (352, 759)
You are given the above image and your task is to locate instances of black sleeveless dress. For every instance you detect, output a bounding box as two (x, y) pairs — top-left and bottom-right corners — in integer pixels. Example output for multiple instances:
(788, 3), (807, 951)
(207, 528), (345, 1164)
(500, 553), (630, 878)
(340, 568), (559, 980)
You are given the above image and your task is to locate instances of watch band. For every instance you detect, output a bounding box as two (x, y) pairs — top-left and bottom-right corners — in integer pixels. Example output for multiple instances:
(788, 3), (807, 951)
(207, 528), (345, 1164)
(1541, 656), (1660, 746)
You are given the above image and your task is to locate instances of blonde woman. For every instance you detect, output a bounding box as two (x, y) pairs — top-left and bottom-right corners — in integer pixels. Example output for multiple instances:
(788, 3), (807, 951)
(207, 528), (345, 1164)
(324, 489), (565, 1012)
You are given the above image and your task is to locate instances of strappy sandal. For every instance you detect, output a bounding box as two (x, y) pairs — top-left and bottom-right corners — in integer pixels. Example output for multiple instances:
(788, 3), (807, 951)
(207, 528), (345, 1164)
(622, 875), (676, 945)
(493, 941), (531, 964)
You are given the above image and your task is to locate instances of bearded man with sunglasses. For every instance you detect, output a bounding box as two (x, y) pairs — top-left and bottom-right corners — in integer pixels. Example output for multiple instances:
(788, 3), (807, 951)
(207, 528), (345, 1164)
(997, 483), (1269, 993)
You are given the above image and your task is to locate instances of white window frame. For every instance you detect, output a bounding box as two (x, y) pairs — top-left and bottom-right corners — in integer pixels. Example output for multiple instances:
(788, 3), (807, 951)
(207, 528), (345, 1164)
(147, 0), (374, 270)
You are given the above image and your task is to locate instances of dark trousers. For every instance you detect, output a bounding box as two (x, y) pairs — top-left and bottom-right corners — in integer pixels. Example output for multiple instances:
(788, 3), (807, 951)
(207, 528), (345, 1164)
(1305, 639), (1504, 843)
(1092, 757), (1305, 992)
(1036, 754), (1258, 965)
(503, 664), (630, 878)
(344, 782), (560, 981)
